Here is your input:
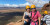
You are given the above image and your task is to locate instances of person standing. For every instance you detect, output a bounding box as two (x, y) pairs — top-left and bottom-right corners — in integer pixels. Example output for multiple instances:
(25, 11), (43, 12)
(30, 5), (41, 25)
(23, 5), (31, 25)
(41, 11), (48, 25)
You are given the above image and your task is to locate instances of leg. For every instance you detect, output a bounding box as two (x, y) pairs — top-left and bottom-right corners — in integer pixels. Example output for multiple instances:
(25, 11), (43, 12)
(24, 21), (28, 25)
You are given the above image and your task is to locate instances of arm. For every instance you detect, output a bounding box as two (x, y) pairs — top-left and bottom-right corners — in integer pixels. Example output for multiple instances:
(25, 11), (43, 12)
(23, 13), (25, 21)
(43, 15), (47, 21)
(22, 13), (28, 22)
(39, 17), (41, 25)
(41, 16), (43, 19)
(37, 11), (41, 25)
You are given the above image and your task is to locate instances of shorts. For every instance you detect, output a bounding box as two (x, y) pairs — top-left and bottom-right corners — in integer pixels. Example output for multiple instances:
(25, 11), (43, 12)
(24, 21), (30, 25)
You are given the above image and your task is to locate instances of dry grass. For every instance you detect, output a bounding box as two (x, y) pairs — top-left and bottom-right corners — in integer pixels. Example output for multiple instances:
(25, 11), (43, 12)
(0, 8), (50, 25)
(0, 16), (23, 25)
(6, 16), (23, 25)
(0, 9), (25, 13)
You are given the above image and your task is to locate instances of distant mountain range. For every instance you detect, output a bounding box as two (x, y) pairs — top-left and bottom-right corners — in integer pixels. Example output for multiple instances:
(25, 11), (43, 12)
(0, 7), (42, 10)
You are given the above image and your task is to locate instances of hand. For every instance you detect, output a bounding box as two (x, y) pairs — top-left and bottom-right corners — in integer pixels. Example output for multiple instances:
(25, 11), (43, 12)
(25, 19), (29, 22)
(39, 24), (40, 25)
(28, 15), (31, 17)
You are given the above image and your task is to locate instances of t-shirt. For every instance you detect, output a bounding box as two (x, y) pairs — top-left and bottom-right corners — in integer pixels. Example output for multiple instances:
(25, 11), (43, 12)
(24, 11), (31, 16)
(24, 11), (31, 22)
(31, 11), (41, 25)
(43, 15), (50, 21)
(43, 15), (50, 24)
(31, 11), (41, 21)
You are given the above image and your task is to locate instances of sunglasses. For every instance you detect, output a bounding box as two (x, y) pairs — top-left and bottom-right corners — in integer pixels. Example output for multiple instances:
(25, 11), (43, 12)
(27, 8), (30, 9)
(32, 8), (36, 9)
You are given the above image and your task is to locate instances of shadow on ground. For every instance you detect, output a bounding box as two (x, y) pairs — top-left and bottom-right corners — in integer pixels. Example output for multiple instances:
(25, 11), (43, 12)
(0, 12), (24, 25)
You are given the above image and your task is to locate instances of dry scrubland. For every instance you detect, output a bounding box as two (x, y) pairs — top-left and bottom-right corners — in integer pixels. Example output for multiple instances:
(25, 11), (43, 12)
(0, 9), (25, 13)
(0, 8), (41, 25)
(0, 9), (25, 25)
(0, 8), (50, 25)
(0, 8), (42, 13)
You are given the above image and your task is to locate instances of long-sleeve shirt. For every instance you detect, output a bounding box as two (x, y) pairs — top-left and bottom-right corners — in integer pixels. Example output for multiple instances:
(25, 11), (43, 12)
(43, 15), (50, 21)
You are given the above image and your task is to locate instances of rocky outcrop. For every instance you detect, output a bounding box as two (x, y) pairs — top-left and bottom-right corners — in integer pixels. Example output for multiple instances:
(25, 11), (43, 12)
(42, 3), (50, 11)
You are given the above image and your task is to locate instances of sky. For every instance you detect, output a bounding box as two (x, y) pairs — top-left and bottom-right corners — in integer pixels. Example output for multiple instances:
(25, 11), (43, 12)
(0, 0), (49, 7)
(0, 0), (27, 4)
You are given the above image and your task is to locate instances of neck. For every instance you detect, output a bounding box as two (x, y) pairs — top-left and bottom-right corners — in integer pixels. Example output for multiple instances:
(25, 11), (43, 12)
(32, 10), (35, 12)
(27, 11), (30, 13)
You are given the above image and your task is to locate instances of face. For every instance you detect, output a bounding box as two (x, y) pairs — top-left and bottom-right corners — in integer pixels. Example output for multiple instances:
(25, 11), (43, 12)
(32, 9), (36, 11)
(27, 9), (30, 12)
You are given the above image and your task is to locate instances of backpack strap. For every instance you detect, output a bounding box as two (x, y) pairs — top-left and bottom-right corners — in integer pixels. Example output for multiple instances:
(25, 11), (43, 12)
(31, 10), (37, 18)
(34, 10), (37, 16)
(31, 10), (38, 22)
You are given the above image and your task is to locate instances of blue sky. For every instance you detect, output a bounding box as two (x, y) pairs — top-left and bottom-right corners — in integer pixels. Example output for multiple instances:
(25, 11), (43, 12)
(0, 0), (27, 5)
(0, 0), (49, 7)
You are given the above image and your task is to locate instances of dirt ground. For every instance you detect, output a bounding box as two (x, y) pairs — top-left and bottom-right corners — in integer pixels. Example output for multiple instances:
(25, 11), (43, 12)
(6, 19), (24, 25)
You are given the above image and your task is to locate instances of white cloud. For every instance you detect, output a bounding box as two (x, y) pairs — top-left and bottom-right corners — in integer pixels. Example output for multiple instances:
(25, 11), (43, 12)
(19, 2), (30, 7)
(0, 4), (19, 7)
(11, 4), (19, 7)
(25, 2), (30, 5)
(26, 0), (49, 7)
(0, 0), (49, 7)
(0, 2), (30, 7)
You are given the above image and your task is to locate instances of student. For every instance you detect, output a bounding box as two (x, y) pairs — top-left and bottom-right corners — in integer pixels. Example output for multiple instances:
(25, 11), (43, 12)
(44, 12), (50, 25)
(41, 11), (48, 25)
(23, 5), (31, 25)
(30, 5), (41, 25)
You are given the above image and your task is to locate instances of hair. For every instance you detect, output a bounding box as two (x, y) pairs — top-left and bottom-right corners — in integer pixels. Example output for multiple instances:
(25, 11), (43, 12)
(26, 9), (27, 11)
(31, 8), (37, 12)
(26, 9), (30, 13)
(26, 8), (30, 11)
